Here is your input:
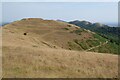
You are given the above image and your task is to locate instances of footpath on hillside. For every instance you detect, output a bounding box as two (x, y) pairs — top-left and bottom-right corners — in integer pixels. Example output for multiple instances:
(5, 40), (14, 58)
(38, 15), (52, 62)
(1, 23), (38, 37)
(86, 41), (108, 51)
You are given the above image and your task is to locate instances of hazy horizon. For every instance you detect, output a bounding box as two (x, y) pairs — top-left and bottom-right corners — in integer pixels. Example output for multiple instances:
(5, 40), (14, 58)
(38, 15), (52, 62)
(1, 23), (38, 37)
(1, 18), (118, 27)
(2, 2), (118, 27)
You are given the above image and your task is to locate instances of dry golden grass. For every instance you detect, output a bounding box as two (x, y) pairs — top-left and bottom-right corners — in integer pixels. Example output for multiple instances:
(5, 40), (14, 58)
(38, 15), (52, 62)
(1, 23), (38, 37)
(3, 46), (118, 78)
(2, 18), (118, 78)
(0, 27), (2, 78)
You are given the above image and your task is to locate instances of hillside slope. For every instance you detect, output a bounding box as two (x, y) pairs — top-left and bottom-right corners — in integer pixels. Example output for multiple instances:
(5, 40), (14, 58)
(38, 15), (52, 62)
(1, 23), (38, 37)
(2, 18), (118, 78)
(69, 20), (120, 54)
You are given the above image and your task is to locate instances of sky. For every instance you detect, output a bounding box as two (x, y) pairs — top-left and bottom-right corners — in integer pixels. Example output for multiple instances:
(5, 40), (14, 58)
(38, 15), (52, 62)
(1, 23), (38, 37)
(1, 2), (118, 26)
(1, 0), (119, 2)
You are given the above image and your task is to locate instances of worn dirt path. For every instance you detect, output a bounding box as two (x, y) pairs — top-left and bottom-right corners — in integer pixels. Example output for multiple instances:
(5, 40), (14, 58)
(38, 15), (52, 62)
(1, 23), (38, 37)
(86, 41), (108, 51)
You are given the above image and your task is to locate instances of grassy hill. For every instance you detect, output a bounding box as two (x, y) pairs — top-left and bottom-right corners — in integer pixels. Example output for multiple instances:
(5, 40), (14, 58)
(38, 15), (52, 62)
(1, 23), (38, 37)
(2, 18), (118, 78)
(69, 20), (120, 44)
(69, 20), (120, 54)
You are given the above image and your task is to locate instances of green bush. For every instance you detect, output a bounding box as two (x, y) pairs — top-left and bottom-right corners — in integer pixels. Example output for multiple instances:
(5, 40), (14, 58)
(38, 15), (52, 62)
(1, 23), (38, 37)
(70, 29), (82, 35)
(62, 28), (69, 30)
(93, 34), (106, 42)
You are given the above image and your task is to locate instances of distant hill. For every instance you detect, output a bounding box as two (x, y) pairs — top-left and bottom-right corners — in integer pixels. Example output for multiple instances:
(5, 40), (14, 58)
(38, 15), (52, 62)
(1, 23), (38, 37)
(69, 20), (120, 45)
(1, 22), (10, 26)
(2, 18), (118, 78)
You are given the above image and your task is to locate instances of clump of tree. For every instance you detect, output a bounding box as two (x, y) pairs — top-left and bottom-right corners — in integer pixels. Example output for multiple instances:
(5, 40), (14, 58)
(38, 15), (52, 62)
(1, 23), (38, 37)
(62, 28), (69, 30)
(70, 29), (83, 35)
